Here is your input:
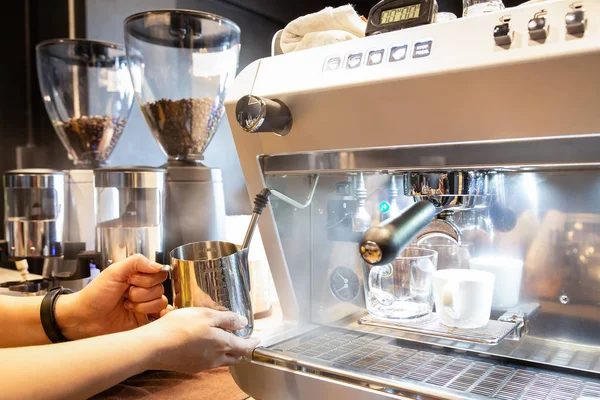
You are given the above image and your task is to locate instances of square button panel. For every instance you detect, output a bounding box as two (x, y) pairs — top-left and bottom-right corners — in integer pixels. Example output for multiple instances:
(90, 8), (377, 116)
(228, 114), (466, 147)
(413, 40), (433, 58)
(366, 49), (385, 66)
(389, 45), (408, 63)
(323, 56), (342, 72)
(345, 52), (363, 69)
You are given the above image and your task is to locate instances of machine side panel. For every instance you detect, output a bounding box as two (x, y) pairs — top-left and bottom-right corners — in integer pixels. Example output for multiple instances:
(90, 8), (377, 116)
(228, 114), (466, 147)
(226, 60), (301, 322)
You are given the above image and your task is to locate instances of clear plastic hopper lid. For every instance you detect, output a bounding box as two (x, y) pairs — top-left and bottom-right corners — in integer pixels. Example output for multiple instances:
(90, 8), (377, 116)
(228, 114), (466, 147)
(124, 10), (241, 162)
(36, 39), (137, 167)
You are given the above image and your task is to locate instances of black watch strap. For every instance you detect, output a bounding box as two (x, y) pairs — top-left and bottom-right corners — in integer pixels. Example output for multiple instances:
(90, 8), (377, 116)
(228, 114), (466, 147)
(40, 286), (71, 343)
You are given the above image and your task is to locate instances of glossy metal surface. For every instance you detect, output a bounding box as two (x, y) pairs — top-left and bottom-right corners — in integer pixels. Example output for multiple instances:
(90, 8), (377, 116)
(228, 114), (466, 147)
(6, 220), (62, 258)
(252, 326), (600, 400)
(3, 169), (66, 258)
(224, 1), (600, 395)
(4, 169), (66, 189)
(268, 174), (319, 209)
(95, 167), (165, 268)
(416, 218), (462, 245)
(235, 95), (293, 136)
(353, 173), (371, 233)
(260, 135), (600, 175)
(264, 147), (600, 377)
(163, 165), (227, 256)
(358, 314), (519, 345)
(170, 241), (253, 337)
(96, 225), (162, 267)
(94, 167), (166, 188)
(408, 171), (493, 210)
(65, 169), (95, 251)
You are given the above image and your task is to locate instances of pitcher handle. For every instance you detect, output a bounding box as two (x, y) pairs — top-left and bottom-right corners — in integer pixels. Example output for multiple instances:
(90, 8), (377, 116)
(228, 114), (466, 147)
(160, 264), (175, 307)
(160, 264), (172, 273)
(368, 264), (396, 307)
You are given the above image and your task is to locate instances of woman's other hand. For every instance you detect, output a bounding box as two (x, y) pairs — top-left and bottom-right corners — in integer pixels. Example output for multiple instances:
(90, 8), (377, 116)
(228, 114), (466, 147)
(141, 307), (260, 373)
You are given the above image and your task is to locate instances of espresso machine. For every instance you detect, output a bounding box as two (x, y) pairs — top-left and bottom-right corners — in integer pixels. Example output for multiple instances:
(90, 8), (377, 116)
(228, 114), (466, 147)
(225, 0), (600, 398)
(123, 10), (241, 258)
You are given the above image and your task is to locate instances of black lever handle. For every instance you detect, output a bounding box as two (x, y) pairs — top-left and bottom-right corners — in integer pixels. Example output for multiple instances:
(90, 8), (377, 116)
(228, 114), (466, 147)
(236, 95), (292, 136)
(359, 200), (438, 266)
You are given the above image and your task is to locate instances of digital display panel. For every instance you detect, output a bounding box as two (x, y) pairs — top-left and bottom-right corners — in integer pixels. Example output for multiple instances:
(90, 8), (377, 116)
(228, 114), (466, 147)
(380, 4), (421, 25)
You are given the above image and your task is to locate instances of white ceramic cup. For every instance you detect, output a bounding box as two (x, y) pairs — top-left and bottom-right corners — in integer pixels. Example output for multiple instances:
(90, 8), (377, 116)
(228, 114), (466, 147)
(469, 257), (524, 309)
(433, 269), (495, 329)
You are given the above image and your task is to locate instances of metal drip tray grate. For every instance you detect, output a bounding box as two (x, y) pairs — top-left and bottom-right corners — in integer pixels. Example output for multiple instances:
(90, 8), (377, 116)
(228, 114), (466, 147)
(358, 313), (519, 345)
(255, 327), (600, 400)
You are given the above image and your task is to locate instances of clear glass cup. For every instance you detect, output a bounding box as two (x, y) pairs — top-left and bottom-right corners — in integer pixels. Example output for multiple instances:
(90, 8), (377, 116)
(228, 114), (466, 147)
(363, 247), (438, 321)
(36, 39), (137, 167)
(463, 0), (505, 17)
(124, 10), (241, 162)
(417, 235), (472, 270)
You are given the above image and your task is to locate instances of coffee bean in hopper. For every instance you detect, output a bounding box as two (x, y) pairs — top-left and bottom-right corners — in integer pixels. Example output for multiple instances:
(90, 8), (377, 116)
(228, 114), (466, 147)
(57, 115), (127, 164)
(141, 97), (224, 159)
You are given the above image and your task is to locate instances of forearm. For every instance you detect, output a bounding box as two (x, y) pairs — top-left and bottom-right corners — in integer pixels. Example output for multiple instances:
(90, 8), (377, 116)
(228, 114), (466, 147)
(0, 296), (49, 347)
(0, 328), (155, 399)
(0, 293), (81, 347)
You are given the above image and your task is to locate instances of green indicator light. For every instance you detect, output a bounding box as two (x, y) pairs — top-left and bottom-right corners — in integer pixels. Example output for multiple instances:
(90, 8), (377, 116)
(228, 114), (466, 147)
(380, 201), (390, 213)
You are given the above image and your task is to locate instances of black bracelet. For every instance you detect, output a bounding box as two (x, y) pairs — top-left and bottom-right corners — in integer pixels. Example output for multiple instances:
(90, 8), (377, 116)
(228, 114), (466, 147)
(40, 286), (72, 343)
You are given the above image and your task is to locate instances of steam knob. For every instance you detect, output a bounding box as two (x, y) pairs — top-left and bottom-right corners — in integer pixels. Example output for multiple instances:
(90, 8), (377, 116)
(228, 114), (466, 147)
(236, 95), (292, 136)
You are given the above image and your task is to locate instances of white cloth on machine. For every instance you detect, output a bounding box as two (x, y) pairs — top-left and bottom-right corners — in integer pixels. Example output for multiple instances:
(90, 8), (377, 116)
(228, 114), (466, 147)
(280, 4), (367, 54)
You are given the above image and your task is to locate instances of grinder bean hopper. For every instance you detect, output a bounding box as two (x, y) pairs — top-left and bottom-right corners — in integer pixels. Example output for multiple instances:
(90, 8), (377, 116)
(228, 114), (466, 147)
(124, 10), (241, 260)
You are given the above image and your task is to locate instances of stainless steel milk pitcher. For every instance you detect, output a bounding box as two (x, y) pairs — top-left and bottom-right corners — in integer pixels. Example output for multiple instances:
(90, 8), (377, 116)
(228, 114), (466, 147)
(166, 241), (253, 338)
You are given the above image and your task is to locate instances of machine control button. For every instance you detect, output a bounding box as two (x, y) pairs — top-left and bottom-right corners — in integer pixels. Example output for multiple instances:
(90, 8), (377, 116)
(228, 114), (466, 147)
(412, 40), (433, 58)
(494, 23), (513, 46)
(236, 95), (293, 136)
(323, 56), (341, 72)
(346, 53), (363, 69)
(367, 49), (385, 66)
(389, 45), (408, 62)
(528, 15), (549, 40)
(565, 8), (587, 35)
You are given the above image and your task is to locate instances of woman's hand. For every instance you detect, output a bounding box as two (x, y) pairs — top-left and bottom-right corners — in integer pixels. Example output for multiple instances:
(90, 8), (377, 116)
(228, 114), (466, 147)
(56, 254), (169, 340)
(141, 307), (260, 373)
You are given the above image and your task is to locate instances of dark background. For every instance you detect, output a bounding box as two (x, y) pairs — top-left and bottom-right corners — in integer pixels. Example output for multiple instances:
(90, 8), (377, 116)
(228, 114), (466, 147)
(219, 0), (526, 24)
(0, 0), (529, 239)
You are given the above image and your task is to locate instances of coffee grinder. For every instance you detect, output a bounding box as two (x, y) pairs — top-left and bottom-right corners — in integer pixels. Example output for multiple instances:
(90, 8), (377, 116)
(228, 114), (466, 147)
(36, 39), (137, 252)
(2, 169), (98, 292)
(123, 10), (241, 258)
(0, 39), (138, 291)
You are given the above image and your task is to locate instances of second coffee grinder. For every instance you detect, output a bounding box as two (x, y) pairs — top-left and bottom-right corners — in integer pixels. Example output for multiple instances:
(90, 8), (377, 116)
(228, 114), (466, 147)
(124, 10), (241, 259)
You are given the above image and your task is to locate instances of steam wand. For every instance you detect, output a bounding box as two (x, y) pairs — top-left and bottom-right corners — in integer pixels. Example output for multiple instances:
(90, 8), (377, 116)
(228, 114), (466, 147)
(242, 174), (320, 250)
(242, 189), (272, 250)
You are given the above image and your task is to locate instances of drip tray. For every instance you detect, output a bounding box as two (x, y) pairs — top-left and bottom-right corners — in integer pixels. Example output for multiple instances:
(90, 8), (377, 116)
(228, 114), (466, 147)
(358, 313), (520, 345)
(254, 327), (600, 400)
